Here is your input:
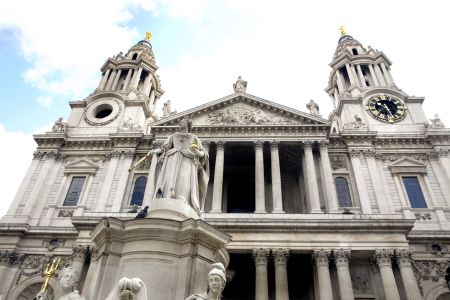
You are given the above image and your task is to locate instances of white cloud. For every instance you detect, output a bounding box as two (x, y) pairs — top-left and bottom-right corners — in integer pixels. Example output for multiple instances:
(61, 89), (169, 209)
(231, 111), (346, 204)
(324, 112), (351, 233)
(0, 124), (35, 218)
(37, 95), (52, 109)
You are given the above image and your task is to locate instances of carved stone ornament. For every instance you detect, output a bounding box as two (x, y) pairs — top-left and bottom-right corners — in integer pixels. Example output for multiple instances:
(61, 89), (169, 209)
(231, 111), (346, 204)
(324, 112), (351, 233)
(330, 156), (347, 170)
(52, 117), (68, 132)
(15, 255), (73, 286)
(395, 249), (414, 266)
(344, 114), (367, 129)
(42, 238), (66, 251)
(233, 76), (247, 93)
(0, 250), (25, 266)
(312, 249), (331, 264)
(415, 212), (432, 220)
(333, 249), (351, 266)
(306, 99), (320, 116)
(424, 241), (448, 256)
(412, 260), (447, 282)
(375, 153), (427, 162)
(272, 248), (289, 265)
(121, 117), (142, 131)
(72, 245), (90, 260)
(207, 103), (300, 125)
(252, 248), (270, 265)
(58, 209), (74, 218)
(429, 114), (445, 128)
(352, 275), (369, 291)
(373, 249), (394, 267)
(84, 98), (123, 126)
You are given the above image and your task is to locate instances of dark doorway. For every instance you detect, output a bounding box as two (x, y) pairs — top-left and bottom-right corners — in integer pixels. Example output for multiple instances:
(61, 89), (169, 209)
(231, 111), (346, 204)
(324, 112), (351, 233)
(287, 254), (315, 300)
(223, 253), (255, 300)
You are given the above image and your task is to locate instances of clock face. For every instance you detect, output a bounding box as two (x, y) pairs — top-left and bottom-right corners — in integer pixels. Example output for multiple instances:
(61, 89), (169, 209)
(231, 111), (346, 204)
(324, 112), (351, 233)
(366, 95), (406, 123)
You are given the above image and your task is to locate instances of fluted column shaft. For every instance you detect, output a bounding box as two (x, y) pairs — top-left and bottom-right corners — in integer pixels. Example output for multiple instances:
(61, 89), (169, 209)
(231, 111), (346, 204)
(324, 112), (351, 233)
(374, 249), (401, 300)
(345, 63), (356, 86)
(273, 249), (289, 300)
(395, 250), (422, 300)
(105, 69), (117, 91)
(132, 67), (143, 89)
(270, 141), (284, 213)
(98, 69), (111, 89)
(349, 150), (372, 214)
(368, 64), (379, 86)
(304, 141), (322, 213)
(253, 249), (270, 300)
(111, 69), (122, 90)
(356, 64), (366, 87)
(211, 141), (225, 213)
(319, 141), (339, 212)
(334, 249), (354, 300)
(123, 68), (133, 90)
(313, 249), (333, 300)
(255, 140), (266, 213)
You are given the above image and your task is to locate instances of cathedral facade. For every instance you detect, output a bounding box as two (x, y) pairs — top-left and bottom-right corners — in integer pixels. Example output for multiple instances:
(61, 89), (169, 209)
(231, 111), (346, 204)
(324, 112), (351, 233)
(0, 33), (449, 299)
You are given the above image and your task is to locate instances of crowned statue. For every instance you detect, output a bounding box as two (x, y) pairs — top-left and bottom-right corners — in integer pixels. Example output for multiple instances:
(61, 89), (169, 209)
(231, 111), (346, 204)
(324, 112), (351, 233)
(185, 263), (227, 300)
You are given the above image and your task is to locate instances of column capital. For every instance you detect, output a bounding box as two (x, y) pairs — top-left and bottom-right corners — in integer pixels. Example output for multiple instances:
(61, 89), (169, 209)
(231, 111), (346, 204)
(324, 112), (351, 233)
(72, 245), (90, 260)
(319, 140), (329, 149)
(215, 140), (225, 150)
(253, 248), (270, 265)
(303, 140), (314, 150)
(270, 140), (280, 150)
(395, 249), (414, 266)
(349, 149), (361, 157)
(333, 248), (351, 266)
(312, 249), (331, 264)
(201, 140), (211, 149)
(254, 140), (264, 149)
(363, 149), (375, 157)
(272, 248), (289, 265)
(374, 249), (394, 267)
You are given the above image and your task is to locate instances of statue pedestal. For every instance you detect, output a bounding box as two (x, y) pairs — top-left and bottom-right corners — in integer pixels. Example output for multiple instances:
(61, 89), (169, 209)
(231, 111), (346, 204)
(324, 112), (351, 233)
(147, 197), (200, 221)
(84, 217), (230, 300)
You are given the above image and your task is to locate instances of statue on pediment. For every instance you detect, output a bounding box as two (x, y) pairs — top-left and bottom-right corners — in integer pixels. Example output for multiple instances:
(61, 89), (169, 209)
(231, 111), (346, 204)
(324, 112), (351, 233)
(233, 76), (247, 93)
(430, 114), (445, 128)
(306, 99), (320, 116)
(52, 117), (68, 132)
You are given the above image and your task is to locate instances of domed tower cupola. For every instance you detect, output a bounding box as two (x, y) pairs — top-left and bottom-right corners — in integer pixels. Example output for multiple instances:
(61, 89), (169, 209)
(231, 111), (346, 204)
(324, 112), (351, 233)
(95, 32), (164, 115)
(325, 27), (396, 109)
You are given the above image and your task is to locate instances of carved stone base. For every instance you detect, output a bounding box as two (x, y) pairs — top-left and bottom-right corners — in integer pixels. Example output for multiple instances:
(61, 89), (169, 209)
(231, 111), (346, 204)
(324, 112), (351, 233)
(85, 217), (230, 300)
(147, 197), (200, 221)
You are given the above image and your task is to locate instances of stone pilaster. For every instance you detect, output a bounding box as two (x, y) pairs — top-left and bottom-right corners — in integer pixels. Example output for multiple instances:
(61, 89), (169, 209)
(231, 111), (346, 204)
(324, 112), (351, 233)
(270, 140), (284, 213)
(273, 248), (289, 300)
(395, 250), (421, 300)
(349, 149), (372, 214)
(253, 248), (270, 300)
(364, 150), (393, 214)
(333, 249), (354, 300)
(313, 249), (333, 300)
(368, 64), (379, 86)
(319, 141), (339, 213)
(72, 245), (89, 280)
(303, 141), (322, 213)
(98, 69), (111, 90)
(374, 249), (400, 300)
(211, 141), (225, 213)
(255, 140), (266, 213)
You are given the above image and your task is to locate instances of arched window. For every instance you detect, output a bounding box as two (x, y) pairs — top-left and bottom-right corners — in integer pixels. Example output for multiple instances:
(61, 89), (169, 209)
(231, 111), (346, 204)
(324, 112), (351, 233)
(335, 177), (352, 207)
(132, 53), (138, 60)
(130, 176), (147, 206)
(352, 48), (358, 55)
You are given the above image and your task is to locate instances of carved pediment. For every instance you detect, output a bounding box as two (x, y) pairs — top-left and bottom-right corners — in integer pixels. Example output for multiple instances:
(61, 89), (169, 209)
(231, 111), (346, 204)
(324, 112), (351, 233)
(64, 159), (99, 174)
(152, 93), (329, 127)
(388, 157), (427, 174)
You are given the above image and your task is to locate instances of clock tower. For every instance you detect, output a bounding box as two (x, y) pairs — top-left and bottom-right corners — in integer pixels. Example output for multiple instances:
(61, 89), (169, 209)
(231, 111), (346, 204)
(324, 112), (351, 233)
(325, 29), (428, 134)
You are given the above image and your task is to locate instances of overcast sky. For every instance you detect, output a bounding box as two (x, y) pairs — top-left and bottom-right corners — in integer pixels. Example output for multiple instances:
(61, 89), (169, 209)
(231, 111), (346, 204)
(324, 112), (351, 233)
(1, 0), (450, 218)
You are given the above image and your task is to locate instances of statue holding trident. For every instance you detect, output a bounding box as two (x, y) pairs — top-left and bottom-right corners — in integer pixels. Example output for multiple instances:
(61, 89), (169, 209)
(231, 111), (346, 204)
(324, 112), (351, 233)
(129, 117), (209, 217)
(34, 257), (60, 300)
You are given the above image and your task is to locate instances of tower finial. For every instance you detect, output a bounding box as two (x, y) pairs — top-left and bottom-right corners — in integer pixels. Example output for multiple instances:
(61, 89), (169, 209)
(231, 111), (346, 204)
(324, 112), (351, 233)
(145, 32), (152, 41)
(338, 26), (346, 36)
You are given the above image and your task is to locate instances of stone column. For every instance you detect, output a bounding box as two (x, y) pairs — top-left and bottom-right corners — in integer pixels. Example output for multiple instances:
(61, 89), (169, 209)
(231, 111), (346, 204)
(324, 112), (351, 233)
(356, 65), (366, 87)
(143, 72), (153, 96)
(335, 70), (345, 92)
(422, 174), (438, 208)
(380, 62), (393, 85)
(111, 151), (134, 212)
(132, 67), (143, 89)
(333, 249), (354, 300)
(395, 250), (422, 300)
(345, 63), (356, 86)
(105, 70), (117, 91)
(72, 245), (88, 278)
(374, 249), (401, 300)
(364, 150), (393, 214)
(0, 251), (24, 297)
(253, 248), (270, 300)
(123, 69), (133, 90)
(273, 249), (289, 300)
(111, 69), (122, 91)
(98, 69), (111, 90)
(349, 150), (372, 214)
(303, 141), (322, 213)
(319, 141), (339, 213)
(211, 141), (225, 213)
(368, 64), (380, 86)
(255, 140), (266, 213)
(270, 141), (284, 213)
(313, 249), (333, 300)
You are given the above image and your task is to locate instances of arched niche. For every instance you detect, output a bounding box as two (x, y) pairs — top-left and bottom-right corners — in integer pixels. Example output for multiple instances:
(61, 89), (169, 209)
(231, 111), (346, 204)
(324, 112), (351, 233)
(9, 276), (60, 300)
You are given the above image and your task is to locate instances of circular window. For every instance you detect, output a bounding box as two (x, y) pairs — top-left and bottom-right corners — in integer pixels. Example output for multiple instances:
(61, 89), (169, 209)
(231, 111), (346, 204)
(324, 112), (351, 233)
(95, 104), (113, 118)
(431, 244), (442, 253)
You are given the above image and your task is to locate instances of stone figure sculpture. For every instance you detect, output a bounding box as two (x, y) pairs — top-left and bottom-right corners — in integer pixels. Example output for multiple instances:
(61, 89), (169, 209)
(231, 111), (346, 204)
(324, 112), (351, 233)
(233, 76), (247, 93)
(147, 117), (209, 215)
(185, 263), (227, 300)
(56, 267), (86, 300)
(306, 99), (320, 116)
(430, 114), (445, 128)
(52, 117), (68, 132)
(104, 277), (147, 300)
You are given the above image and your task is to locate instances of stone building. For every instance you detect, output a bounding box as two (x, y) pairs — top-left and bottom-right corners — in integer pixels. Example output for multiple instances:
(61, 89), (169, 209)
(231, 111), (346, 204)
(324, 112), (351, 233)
(1, 32), (450, 300)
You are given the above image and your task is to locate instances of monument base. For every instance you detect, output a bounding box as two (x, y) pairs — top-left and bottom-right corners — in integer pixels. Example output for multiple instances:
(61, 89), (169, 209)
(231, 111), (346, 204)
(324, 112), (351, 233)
(147, 197), (200, 221)
(83, 217), (230, 300)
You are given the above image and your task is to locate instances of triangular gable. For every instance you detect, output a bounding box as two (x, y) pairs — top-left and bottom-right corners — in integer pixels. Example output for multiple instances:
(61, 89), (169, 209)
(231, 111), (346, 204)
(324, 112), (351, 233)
(388, 157), (427, 174)
(64, 159), (99, 174)
(152, 92), (330, 127)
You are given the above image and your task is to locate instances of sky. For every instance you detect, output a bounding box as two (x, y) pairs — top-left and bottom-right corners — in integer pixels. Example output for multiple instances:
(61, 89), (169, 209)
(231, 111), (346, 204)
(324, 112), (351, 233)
(1, 0), (450, 218)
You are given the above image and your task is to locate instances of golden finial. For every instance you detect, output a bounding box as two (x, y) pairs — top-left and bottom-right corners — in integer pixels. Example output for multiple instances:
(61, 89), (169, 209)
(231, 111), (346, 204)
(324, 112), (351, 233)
(38, 257), (61, 298)
(339, 26), (346, 36)
(145, 32), (152, 41)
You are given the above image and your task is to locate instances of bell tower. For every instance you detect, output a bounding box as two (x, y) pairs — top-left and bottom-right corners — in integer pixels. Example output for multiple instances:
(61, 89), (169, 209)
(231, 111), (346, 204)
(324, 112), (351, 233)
(66, 33), (164, 133)
(326, 28), (428, 134)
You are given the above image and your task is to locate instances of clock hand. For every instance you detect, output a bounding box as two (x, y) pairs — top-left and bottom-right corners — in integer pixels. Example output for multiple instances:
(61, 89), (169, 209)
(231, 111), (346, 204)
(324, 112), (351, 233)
(382, 104), (393, 115)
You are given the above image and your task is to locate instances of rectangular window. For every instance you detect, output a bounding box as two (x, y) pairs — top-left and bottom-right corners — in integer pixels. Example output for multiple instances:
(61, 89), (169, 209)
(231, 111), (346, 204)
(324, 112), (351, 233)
(63, 176), (86, 206)
(402, 176), (427, 208)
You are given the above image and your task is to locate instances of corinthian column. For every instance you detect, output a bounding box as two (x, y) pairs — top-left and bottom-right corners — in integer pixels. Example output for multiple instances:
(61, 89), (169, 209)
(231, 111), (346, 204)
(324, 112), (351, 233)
(273, 248), (289, 300)
(72, 245), (88, 279)
(395, 250), (422, 300)
(313, 249), (333, 300)
(374, 249), (400, 300)
(270, 140), (284, 213)
(303, 141), (322, 213)
(211, 141), (225, 213)
(255, 140), (266, 213)
(253, 248), (270, 300)
(319, 141), (339, 212)
(333, 249), (354, 300)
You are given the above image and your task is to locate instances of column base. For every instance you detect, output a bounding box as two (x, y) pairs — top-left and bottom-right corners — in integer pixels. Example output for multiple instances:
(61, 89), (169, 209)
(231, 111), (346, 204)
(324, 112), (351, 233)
(272, 210), (285, 214)
(310, 209), (324, 214)
(254, 210), (267, 214)
(209, 209), (223, 213)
